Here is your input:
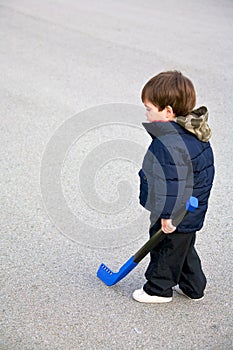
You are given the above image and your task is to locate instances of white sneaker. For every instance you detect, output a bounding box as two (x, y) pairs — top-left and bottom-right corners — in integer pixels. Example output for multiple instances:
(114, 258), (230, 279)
(173, 285), (204, 301)
(133, 288), (172, 303)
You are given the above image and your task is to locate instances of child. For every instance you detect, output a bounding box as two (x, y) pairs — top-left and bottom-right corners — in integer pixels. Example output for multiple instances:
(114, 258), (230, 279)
(133, 71), (214, 303)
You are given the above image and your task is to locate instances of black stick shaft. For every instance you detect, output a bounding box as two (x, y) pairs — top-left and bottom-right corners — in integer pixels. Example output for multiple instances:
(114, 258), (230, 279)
(133, 229), (164, 263)
(133, 208), (188, 264)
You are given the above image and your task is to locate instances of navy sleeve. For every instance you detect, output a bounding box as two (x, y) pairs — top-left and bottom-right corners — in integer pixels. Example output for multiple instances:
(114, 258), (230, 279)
(150, 140), (188, 219)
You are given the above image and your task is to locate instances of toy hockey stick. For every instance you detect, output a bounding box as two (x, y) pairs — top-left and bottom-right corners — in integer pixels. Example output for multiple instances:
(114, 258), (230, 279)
(97, 196), (198, 286)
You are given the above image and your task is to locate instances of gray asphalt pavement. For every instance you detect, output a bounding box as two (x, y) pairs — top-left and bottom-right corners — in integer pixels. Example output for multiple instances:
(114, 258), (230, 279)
(1, 0), (233, 349)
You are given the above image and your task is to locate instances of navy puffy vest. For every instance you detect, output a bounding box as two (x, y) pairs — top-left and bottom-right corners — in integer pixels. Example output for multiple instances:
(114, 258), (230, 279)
(139, 121), (214, 232)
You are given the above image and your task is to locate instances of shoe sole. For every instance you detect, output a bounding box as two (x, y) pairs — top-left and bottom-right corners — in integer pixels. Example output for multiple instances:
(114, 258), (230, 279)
(174, 286), (204, 301)
(133, 291), (172, 303)
(133, 298), (172, 303)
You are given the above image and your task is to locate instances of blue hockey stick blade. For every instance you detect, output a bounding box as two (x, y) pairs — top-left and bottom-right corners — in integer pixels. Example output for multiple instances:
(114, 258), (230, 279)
(97, 256), (137, 286)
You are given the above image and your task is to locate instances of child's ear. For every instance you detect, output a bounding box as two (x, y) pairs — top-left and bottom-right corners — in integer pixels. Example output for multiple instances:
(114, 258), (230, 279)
(165, 106), (175, 120)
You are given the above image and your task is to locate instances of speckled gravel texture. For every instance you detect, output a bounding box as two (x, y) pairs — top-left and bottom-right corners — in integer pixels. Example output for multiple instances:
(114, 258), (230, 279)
(1, 0), (233, 349)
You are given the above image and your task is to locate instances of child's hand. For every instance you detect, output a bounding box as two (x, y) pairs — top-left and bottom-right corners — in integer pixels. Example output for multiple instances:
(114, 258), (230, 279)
(161, 219), (176, 234)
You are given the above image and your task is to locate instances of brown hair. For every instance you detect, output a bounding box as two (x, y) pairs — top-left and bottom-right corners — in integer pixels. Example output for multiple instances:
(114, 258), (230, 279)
(141, 71), (196, 116)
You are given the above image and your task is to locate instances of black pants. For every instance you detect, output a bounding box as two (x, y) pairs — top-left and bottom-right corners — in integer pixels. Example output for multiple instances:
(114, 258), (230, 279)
(143, 221), (206, 298)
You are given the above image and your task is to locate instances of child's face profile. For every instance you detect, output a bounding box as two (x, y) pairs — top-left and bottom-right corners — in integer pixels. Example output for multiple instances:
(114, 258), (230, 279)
(144, 100), (175, 123)
(144, 100), (167, 122)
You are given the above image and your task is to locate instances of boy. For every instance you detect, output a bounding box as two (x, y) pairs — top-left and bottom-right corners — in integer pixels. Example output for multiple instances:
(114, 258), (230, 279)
(133, 71), (214, 303)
